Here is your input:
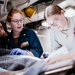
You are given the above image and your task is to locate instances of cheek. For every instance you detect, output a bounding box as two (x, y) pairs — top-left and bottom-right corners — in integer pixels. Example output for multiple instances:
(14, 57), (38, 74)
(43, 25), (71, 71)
(59, 22), (64, 28)
(56, 21), (62, 26)
(11, 25), (17, 31)
(11, 24), (16, 28)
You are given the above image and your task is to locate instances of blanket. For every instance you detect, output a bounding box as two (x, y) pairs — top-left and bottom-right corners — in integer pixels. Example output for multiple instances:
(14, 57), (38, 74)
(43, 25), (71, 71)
(0, 55), (75, 75)
(0, 55), (41, 71)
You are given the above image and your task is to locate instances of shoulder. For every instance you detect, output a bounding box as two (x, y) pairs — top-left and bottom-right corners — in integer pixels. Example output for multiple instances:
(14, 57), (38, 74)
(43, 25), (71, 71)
(50, 28), (59, 33)
(72, 16), (75, 20)
(68, 16), (75, 22)
(50, 28), (61, 38)
(67, 16), (75, 27)
(22, 28), (36, 35)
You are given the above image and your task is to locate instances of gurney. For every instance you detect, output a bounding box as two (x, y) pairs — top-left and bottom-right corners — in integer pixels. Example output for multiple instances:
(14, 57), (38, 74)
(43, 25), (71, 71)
(0, 55), (75, 75)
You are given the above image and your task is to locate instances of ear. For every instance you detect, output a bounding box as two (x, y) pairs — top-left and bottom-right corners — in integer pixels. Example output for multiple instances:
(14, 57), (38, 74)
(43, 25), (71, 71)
(61, 10), (65, 14)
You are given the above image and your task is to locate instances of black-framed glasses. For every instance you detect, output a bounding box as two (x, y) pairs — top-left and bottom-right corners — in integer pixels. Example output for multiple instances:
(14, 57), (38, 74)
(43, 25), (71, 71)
(11, 18), (23, 24)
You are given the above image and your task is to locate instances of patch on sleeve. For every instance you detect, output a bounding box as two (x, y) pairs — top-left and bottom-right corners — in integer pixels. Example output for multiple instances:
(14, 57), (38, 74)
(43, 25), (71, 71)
(20, 41), (29, 48)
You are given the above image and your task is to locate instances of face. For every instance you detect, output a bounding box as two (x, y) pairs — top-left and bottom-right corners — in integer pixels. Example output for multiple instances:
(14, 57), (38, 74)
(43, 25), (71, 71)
(9, 13), (23, 33)
(0, 23), (7, 37)
(46, 14), (66, 31)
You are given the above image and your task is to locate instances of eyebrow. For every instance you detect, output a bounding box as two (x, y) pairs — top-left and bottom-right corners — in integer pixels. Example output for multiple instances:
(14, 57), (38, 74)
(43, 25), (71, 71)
(11, 18), (23, 20)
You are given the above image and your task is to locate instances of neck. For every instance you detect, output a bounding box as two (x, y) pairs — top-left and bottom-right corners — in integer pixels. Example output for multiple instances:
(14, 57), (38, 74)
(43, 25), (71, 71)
(13, 32), (20, 38)
(62, 17), (68, 31)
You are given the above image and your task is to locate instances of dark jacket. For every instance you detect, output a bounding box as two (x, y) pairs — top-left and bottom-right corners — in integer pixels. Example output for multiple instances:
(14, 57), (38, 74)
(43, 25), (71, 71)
(3, 28), (43, 58)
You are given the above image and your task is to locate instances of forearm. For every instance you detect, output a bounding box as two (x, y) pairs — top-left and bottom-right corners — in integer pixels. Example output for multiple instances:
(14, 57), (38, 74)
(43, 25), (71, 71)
(46, 52), (75, 64)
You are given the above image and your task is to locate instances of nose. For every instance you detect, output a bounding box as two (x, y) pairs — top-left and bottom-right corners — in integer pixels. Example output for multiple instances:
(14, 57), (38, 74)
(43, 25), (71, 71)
(51, 19), (58, 27)
(17, 21), (22, 25)
(17, 21), (20, 24)
(17, 19), (23, 24)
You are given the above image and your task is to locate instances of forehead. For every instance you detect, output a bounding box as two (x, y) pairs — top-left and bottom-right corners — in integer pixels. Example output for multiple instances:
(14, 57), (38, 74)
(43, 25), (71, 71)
(45, 6), (52, 17)
(11, 13), (22, 20)
(47, 14), (58, 20)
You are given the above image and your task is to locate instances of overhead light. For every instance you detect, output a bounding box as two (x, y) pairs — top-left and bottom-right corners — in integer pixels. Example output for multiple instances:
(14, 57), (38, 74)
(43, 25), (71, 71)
(24, 7), (36, 18)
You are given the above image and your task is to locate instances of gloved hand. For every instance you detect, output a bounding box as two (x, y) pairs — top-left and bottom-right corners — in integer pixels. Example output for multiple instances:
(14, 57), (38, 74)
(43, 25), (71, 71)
(10, 48), (28, 55)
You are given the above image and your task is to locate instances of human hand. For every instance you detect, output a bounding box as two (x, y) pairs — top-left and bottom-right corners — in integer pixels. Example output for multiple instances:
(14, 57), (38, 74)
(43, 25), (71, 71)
(10, 48), (28, 55)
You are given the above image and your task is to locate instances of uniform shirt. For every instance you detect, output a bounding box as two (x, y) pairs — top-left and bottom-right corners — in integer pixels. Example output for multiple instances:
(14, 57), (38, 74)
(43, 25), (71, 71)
(50, 16), (75, 53)
(4, 28), (43, 58)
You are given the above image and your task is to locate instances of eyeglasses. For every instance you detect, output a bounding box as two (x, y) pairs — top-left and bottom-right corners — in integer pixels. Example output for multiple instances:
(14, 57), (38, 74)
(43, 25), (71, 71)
(51, 18), (58, 27)
(11, 18), (23, 24)
(46, 17), (58, 27)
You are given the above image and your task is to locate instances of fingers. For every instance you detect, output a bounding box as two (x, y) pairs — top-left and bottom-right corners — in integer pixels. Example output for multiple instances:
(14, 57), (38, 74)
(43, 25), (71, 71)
(10, 48), (17, 55)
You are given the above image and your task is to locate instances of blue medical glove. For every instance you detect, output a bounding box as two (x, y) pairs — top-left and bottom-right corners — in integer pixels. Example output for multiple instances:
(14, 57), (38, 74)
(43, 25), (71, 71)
(10, 48), (28, 55)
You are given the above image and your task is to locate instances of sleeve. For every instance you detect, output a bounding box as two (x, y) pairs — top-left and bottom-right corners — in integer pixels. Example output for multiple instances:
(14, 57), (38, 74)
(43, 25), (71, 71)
(28, 30), (43, 58)
(50, 29), (61, 53)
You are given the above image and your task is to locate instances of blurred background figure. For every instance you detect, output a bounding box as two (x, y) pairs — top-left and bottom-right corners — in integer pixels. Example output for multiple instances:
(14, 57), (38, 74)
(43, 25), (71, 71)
(0, 21), (9, 48)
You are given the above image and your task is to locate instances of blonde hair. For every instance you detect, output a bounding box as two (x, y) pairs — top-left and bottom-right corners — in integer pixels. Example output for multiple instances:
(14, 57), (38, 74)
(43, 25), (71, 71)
(44, 4), (63, 20)
(7, 8), (24, 22)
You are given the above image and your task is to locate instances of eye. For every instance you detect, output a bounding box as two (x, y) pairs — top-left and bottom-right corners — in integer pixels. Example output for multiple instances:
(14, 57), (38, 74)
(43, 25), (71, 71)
(53, 18), (58, 24)
(19, 19), (23, 23)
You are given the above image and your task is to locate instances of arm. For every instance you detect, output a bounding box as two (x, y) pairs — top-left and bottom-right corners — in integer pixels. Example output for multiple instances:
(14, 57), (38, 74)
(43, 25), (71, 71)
(28, 30), (43, 58)
(46, 52), (75, 64)
(50, 29), (61, 52)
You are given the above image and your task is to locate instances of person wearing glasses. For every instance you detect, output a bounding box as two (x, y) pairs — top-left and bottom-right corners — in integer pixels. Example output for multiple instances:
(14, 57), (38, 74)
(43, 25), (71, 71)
(43, 4), (75, 65)
(44, 4), (75, 53)
(3, 8), (43, 58)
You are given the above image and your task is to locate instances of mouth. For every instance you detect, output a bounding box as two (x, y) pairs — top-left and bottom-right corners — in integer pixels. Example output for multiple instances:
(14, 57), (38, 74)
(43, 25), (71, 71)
(17, 26), (22, 29)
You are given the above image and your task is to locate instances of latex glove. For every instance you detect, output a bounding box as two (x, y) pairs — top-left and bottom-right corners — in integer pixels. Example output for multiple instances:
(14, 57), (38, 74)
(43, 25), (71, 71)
(10, 48), (28, 55)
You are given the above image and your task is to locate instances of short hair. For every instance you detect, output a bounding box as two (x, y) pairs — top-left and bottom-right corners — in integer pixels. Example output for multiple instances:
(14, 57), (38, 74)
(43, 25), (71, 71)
(44, 4), (63, 20)
(7, 8), (24, 22)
